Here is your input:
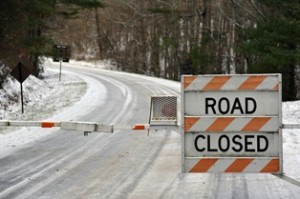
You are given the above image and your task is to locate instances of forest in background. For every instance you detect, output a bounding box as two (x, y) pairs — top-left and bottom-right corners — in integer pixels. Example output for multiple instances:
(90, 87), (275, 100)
(0, 0), (299, 101)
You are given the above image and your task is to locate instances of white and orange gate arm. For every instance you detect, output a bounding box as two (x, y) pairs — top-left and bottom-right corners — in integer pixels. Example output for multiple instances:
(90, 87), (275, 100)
(0, 120), (113, 134)
(0, 120), (180, 135)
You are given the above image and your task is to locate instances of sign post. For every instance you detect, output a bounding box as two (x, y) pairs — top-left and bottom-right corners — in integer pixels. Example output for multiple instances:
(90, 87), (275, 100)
(10, 62), (31, 114)
(182, 74), (282, 174)
(52, 44), (71, 81)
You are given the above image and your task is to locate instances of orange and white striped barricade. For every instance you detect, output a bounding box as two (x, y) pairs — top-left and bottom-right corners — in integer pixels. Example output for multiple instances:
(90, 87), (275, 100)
(182, 74), (282, 174)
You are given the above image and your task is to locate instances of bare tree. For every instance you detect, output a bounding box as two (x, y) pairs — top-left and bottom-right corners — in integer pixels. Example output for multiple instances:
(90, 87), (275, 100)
(48, 0), (262, 79)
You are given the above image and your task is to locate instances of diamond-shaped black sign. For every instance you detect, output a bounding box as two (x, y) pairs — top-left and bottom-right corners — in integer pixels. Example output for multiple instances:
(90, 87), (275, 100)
(10, 62), (31, 83)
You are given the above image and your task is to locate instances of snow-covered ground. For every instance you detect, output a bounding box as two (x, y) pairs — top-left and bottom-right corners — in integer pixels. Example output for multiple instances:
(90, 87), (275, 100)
(0, 71), (86, 122)
(0, 59), (111, 158)
(0, 58), (115, 123)
(282, 101), (300, 180)
(1, 59), (300, 187)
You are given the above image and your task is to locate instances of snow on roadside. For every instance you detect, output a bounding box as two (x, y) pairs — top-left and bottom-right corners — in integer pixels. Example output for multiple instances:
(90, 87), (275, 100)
(0, 70), (87, 132)
(66, 59), (116, 70)
(0, 66), (87, 158)
(282, 101), (300, 179)
(0, 59), (110, 159)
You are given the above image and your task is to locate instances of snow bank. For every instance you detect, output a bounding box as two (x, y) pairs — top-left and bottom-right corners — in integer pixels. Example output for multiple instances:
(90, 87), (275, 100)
(0, 69), (87, 133)
(0, 59), (109, 158)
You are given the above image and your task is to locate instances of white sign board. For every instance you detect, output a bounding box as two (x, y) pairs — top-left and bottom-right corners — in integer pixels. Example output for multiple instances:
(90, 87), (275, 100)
(182, 74), (282, 173)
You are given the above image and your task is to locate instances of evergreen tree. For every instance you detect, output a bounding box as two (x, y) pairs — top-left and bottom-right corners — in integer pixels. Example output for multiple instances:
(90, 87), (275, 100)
(238, 0), (300, 101)
(0, 0), (105, 78)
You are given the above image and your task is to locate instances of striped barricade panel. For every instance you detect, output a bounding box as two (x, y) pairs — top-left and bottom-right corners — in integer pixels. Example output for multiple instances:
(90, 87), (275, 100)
(182, 74), (282, 174)
(183, 75), (279, 91)
(184, 116), (279, 132)
(184, 158), (279, 173)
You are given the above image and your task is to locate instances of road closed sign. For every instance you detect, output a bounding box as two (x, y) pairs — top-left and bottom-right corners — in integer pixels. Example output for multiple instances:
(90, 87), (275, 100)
(182, 74), (282, 173)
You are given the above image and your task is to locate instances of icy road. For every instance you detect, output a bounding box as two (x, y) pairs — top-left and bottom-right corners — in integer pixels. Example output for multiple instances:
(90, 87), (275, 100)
(0, 61), (300, 198)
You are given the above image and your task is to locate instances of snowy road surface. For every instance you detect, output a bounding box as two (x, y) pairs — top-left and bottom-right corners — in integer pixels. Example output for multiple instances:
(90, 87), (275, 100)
(0, 61), (300, 198)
